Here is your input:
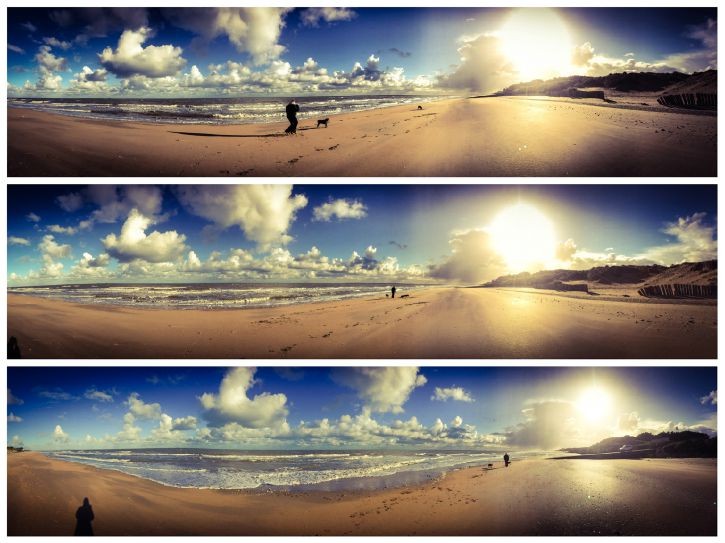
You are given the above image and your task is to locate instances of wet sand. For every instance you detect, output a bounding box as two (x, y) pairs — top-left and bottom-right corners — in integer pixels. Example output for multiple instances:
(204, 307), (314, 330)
(7, 288), (717, 358)
(7, 452), (716, 536)
(7, 96), (716, 177)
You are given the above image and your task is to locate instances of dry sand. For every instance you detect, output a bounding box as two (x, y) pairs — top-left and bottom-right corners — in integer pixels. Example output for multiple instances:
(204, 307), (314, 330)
(7, 452), (716, 536)
(7, 287), (716, 358)
(7, 96), (716, 177)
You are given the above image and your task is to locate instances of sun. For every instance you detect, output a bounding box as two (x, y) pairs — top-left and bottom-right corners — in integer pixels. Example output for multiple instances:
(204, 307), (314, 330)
(576, 387), (612, 423)
(489, 203), (556, 272)
(499, 8), (574, 82)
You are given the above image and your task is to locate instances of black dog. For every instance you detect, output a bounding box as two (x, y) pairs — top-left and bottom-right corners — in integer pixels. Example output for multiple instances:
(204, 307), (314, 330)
(316, 118), (329, 128)
(417, 105), (423, 110)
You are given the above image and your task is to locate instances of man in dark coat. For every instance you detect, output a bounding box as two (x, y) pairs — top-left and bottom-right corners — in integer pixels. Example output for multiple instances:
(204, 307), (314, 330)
(285, 99), (300, 134)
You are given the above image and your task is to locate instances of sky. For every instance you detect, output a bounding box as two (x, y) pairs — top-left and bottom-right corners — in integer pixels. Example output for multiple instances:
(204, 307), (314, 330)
(7, 184), (718, 287)
(6, 366), (717, 451)
(7, 7), (717, 96)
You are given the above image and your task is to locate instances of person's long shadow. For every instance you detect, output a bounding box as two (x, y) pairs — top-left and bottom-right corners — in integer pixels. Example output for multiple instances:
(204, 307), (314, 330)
(168, 131), (285, 138)
(74, 497), (95, 536)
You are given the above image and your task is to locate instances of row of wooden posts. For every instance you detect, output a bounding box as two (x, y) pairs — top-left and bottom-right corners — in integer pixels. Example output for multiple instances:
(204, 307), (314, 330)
(637, 283), (716, 298)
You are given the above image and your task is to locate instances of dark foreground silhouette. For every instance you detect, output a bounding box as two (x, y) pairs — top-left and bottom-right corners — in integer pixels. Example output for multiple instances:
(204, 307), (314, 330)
(74, 498), (94, 536)
(8, 336), (21, 358)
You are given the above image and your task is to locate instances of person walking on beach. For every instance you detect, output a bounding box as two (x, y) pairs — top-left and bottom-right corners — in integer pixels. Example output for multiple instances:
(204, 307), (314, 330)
(503, 453), (510, 468)
(391, 285), (397, 299)
(74, 497), (94, 536)
(285, 99), (300, 134)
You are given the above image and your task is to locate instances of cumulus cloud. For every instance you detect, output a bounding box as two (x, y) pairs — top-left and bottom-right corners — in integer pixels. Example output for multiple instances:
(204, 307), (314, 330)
(200, 367), (289, 429)
(163, 7), (290, 65)
(8, 389), (24, 405)
(85, 389), (114, 403)
(700, 390), (717, 405)
(100, 27), (186, 78)
(102, 209), (187, 263)
(53, 424), (70, 443)
(438, 33), (515, 93)
(47, 224), (78, 235)
(43, 36), (72, 50)
(73, 252), (111, 275)
(429, 228), (506, 284)
(432, 386), (474, 403)
(127, 392), (162, 420)
(312, 198), (368, 222)
(70, 66), (109, 92)
(9, 236), (30, 246)
(331, 367), (427, 414)
(118, 412), (142, 441)
(617, 411), (641, 432)
(152, 413), (198, 440)
(8, 413), (23, 423)
(84, 185), (164, 225)
(11, 435), (24, 447)
(300, 8), (356, 27)
(177, 185), (307, 248)
(504, 399), (583, 449)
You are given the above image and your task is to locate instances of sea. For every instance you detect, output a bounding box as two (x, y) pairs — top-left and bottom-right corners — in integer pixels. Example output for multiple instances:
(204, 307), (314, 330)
(8, 282), (432, 310)
(7, 95), (449, 125)
(44, 449), (513, 492)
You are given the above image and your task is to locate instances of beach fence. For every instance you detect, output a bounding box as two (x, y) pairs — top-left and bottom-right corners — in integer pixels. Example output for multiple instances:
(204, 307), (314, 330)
(637, 283), (717, 299)
(657, 93), (717, 109)
(567, 88), (605, 100)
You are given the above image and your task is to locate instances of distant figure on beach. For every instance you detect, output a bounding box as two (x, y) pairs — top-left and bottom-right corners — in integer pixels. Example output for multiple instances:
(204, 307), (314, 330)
(285, 99), (300, 134)
(503, 453), (510, 467)
(391, 286), (397, 299)
(417, 105), (423, 110)
(74, 497), (94, 536)
(8, 336), (21, 359)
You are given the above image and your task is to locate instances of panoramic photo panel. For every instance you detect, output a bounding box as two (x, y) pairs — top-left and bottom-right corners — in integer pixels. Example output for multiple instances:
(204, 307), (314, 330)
(7, 7), (717, 177)
(7, 366), (717, 536)
(7, 184), (717, 359)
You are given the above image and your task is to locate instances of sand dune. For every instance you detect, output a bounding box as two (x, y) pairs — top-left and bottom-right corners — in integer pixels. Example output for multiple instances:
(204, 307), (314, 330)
(7, 287), (716, 358)
(7, 452), (716, 536)
(8, 96), (716, 177)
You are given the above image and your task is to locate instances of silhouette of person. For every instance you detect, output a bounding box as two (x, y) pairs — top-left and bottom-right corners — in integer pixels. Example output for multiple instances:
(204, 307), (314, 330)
(285, 99), (300, 134)
(391, 286), (397, 299)
(74, 497), (94, 536)
(8, 336), (21, 359)
(503, 453), (510, 467)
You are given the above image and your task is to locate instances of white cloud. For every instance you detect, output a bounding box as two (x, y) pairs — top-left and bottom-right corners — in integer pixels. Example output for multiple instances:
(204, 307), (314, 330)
(53, 424), (70, 443)
(26, 212), (41, 222)
(177, 185), (307, 248)
(504, 399), (582, 449)
(331, 367), (428, 414)
(164, 8), (290, 65)
(118, 412), (142, 441)
(102, 209), (187, 263)
(56, 191), (84, 212)
(39, 234), (71, 259)
(35, 45), (67, 71)
(43, 36), (72, 50)
(47, 224), (78, 235)
(8, 389), (24, 405)
(300, 8), (356, 27)
(39, 389), (78, 401)
(11, 435), (24, 447)
(127, 393), (162, 420)
(8, 236), (30, 246)
(70, 66), (109, 92)
(438, 33), (515, 93)
(700, 390), (717, 405)
(200, 367), (289, 429)
(687, 18), (717, 49)
(85, 389), (114, 403)
(152, 413), (198, 440)
(617, 411), (641, 432)
(432, 386), (474, 403)
(100, 27), (186, 78)
(9, 44), (25, 54)
(429, 228), (506, 284)
(312, 198), (368, 222)
(8, 413), (23, 423)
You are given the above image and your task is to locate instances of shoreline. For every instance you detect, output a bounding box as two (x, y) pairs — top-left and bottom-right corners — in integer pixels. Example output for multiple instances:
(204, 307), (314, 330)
(8, 288), (717, 358)
(8, 451), (716, 536)
(9, 96), (716, 176)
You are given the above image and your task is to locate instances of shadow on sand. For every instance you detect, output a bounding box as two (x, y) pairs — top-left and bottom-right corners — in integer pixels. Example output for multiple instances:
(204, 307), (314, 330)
(74, 497), (94, 536)
(169, 131), (285, 138)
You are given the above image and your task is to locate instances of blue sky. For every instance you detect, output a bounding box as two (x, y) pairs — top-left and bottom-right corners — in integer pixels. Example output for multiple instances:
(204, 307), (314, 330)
(7, 7), (717, 96)
(7, 184), (717, 286)
(7, 366), (717, 451)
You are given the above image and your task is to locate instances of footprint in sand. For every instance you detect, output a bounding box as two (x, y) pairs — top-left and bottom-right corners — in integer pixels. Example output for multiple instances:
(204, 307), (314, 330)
(328, 144), (339, 150)
(288, 158), (300, 164)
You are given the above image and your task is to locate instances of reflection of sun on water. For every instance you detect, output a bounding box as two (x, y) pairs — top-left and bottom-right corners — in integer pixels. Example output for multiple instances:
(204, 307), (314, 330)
(576, 387), (613, 423)
(499, 8), (573, 81)
(489, 203), (556, 272)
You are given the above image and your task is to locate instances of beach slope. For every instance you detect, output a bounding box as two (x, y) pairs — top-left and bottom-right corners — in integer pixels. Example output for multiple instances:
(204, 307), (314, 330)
(7, 452), (716, 536)
(8, 97), (716, 177)
(7, 288), (717, 358)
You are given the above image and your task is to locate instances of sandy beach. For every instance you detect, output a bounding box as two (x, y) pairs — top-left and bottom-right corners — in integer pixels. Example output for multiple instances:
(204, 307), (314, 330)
(7, 452), (716, 536)
(7, 287), (716, 358)
(7, 96), (716, 177)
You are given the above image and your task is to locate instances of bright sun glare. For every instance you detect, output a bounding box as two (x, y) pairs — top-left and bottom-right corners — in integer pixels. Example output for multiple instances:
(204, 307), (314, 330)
(489, 203), (556, 272)
(576, 387), (613, 423)
(499, 8), (573, 82)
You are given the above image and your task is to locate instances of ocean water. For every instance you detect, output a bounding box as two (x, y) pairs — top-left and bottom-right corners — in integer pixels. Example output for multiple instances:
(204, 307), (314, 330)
(45, 449), (505, 491)
(7, 95), (447, 125)
(8, 282), (430, 310)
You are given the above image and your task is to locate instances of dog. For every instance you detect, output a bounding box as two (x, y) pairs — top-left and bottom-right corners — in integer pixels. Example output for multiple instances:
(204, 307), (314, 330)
(487, 463), (494, 469)
(417, 105), (423, 110)
(316, 118), (329, 128)
(400, 294), (410, 298)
